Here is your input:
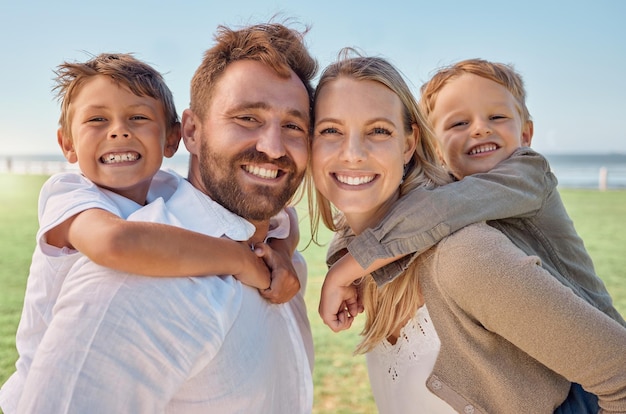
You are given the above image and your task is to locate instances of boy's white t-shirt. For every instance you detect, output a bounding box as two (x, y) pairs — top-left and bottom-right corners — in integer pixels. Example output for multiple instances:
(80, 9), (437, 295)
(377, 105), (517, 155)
(0, 170), (179, 413)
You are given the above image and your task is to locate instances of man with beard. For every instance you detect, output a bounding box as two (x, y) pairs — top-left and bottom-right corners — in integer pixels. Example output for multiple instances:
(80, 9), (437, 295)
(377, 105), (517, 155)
(17, 22), (317, 414)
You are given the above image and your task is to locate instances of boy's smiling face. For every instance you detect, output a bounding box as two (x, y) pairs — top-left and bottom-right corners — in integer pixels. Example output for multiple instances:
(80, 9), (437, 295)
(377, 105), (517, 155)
(429, 73), (533, 179)
(59, 75), (178, 204)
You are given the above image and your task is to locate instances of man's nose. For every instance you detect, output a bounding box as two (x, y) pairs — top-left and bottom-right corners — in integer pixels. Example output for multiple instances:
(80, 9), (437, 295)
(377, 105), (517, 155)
(255, 123), (286, 159)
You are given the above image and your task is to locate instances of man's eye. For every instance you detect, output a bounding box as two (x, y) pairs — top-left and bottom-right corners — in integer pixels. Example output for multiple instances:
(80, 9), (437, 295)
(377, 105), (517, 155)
(237, 116), (257, 123)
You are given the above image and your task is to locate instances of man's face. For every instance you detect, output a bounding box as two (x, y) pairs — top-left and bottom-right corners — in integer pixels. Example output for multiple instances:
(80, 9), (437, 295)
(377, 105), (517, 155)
(183, 59), (310, 221)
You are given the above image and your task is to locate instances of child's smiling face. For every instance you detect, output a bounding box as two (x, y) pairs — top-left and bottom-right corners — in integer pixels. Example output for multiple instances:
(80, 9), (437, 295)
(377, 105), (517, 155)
(429, 73), (533, 179)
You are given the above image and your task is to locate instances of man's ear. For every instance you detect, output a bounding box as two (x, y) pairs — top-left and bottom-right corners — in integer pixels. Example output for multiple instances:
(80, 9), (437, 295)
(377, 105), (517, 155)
(522, 120), (534, 147)
(57, 128), (78, 163)
(164, 122), (181, 158)
(181, 109), (200, 155)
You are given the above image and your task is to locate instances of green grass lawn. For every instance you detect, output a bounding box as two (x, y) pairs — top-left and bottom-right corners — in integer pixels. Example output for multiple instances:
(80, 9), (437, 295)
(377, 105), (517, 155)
(1, 174), (625, 413)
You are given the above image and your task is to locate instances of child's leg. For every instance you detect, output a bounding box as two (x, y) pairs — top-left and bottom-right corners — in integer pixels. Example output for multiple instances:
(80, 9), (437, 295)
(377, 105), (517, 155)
(553, 383), (599, 414)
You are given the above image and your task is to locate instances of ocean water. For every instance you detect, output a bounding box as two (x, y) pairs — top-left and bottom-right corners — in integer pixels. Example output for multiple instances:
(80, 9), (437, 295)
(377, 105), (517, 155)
(544, 154), (626, 189)
(2, 152), (626, 189)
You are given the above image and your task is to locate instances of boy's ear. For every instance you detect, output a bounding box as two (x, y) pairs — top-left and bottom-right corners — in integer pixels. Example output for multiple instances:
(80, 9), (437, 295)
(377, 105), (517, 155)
(163, 122), (181, 158)
(181, 109), (200, 155)
(57, 128), (78, 163)
(404, 124), (419, 165)
(521, 120), (534, 147)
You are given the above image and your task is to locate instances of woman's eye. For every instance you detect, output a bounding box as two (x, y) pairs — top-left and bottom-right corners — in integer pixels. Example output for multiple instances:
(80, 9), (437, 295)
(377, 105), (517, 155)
(372, 127), (391, 135)
(319, 127), (339, 135)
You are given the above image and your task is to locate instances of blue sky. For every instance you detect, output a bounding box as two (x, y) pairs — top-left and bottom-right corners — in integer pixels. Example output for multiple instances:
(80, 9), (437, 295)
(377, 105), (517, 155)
(1, 0), (624, 155)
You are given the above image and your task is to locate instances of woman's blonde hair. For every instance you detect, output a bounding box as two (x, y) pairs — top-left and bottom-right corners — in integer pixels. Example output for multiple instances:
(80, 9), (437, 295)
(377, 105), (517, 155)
(309, 50), (450, 353)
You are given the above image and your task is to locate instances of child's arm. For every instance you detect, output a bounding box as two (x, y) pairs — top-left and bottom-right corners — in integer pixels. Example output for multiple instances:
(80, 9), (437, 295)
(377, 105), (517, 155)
(343, 147), (555, 286)
(318, 252), (369, 331)
(257, 206), (302, 304)
(46, 207), (272, 290)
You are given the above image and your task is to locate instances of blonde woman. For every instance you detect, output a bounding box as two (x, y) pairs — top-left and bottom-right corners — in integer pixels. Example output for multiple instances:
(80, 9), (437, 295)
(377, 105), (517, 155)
(310, 52), (626, 413)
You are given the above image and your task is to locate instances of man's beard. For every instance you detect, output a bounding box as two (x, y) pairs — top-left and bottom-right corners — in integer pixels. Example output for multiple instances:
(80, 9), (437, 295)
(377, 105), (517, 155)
(198, 142), (304, 221)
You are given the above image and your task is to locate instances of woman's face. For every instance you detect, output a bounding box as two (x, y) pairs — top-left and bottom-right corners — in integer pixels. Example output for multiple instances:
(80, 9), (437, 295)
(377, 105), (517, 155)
(312, 77), (416, 233)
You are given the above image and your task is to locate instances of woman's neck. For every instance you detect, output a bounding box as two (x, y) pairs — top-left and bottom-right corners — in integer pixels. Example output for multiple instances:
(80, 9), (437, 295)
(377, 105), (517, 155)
(345, 192), (400, 235)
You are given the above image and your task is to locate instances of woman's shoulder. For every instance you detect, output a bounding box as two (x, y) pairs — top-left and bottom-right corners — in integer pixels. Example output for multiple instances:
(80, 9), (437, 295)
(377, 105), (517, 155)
(442, 222), (511, 249)
(431, 223), (541, 287)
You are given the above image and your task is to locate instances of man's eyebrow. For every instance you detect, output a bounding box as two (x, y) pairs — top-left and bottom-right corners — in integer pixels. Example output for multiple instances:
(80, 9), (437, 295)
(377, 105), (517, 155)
(231, 101), (309, 122)
(231, 101), (269, 112)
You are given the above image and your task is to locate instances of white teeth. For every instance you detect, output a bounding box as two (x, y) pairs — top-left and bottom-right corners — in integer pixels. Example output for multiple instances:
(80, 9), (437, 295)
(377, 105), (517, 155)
(244, 165), (279, 179)
(335, 174), (375, 186)
(101, 152), (140, 164)
(468, 144), (497, 155)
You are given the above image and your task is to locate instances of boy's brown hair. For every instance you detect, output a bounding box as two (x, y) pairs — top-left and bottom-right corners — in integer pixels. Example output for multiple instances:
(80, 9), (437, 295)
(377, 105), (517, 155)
(53, 53), (179, 140)
(419, 58), (531, 124)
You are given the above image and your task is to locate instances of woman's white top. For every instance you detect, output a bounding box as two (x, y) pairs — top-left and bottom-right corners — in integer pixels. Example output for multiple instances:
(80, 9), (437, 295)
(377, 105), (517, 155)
(366, 305), (456, 414)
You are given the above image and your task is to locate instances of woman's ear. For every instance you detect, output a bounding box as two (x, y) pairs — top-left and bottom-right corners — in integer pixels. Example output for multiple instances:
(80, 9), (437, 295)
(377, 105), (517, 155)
(404, 124), (419, 165)
(57, 128), (78, 163)
(164, 122), (181, 158)
(522, 120), (534, 147)
(181, 109), (200, 155)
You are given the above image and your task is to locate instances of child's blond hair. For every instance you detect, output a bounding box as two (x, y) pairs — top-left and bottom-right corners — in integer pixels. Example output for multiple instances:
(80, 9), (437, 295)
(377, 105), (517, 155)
(419, 58), (531, 124)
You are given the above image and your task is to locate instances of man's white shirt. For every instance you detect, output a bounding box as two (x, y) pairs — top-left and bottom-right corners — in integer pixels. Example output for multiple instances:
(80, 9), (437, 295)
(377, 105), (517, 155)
(4, 170), (313, 414)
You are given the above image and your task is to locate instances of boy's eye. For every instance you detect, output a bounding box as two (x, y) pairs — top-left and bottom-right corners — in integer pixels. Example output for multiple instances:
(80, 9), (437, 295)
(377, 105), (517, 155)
(87, 117), (106, 122)
(450, 121), (467, 129)
(130, 115), (149, 121)
(490, 115), (508, 120)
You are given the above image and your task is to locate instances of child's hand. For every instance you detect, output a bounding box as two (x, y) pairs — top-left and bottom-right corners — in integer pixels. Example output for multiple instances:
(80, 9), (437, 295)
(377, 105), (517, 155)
(254, 243), (300, 304)
(319, 270), (363, 332)
(231, 241), (272, 290)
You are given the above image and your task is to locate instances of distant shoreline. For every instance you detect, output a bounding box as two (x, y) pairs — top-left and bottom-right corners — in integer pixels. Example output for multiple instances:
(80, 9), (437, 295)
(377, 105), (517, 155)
(2, 152), (626, 190)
